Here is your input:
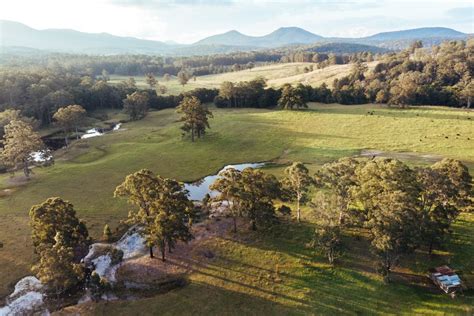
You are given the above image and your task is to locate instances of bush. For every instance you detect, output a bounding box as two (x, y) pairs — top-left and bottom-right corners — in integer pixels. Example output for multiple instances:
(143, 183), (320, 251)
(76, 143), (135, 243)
(278, 205), (292, 216)
(103, 224), (112, 242)
(109, 248), (124, 265)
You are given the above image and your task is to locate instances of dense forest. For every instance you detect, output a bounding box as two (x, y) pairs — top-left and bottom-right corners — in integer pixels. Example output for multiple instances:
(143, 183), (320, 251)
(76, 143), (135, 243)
(0, 44), (383, 77)
(330, 40), (473, 106)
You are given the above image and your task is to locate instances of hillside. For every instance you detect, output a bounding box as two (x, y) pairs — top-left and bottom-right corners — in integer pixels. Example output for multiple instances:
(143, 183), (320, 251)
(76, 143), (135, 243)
(109, 62), (378, 95)
(364, 27), (466, 41)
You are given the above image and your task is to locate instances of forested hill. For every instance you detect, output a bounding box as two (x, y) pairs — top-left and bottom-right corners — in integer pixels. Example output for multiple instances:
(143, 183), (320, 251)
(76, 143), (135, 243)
(194, 27), (324, 47)
(0, 20), (469, 55)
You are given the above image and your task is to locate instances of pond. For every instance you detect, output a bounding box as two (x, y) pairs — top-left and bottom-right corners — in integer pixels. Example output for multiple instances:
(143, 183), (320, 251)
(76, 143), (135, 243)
(184, 162), (265, 201)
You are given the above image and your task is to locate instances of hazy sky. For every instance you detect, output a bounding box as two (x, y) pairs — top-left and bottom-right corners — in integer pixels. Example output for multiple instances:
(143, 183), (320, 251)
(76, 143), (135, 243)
(1, 0), (473, 43)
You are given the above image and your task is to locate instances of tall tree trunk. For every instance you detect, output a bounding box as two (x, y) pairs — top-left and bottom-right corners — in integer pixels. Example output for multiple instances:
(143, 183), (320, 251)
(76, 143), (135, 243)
(149, 246), (154, 258)
(160, 240), (166, 261)
(296, 191), (301, 222)
(75, 127), (79, 140)
(191, 123), (195, 142)
(23, 159), (30, 179)
(428, 239), (434, 255)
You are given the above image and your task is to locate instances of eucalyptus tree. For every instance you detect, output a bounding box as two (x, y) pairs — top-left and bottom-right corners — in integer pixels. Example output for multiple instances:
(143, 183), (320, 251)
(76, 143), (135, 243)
(278, 84), (307, 110)
(176, 96), (213, 142)
(281, 162), (313, 222)
(53, 104), (87, 146)
(115, 169), (194, 261)
(1, 120), (44, 178)
(416, 158), (472, 253)
(353, 158), (422, 281)
(123, 91), (149, 121)
(315, 157), (360, 224)
(210, 167), (280, 231)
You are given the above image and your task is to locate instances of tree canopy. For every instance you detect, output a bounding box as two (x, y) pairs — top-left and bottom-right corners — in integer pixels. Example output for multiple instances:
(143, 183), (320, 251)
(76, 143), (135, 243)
(123, 91), (149, 121)
(1, 119), (44, 178)
(53, 104), (86, 145)
(278, 84), (308, 110)
(114, 169), (194, 260)
(176, 96), (213, 142)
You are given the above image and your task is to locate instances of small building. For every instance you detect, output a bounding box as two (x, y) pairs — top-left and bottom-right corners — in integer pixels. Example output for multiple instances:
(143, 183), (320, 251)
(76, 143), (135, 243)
(429, 266), (462, 295)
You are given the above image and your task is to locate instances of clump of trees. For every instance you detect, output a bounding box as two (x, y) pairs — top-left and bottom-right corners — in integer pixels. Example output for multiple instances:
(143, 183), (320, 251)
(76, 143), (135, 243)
(53, 104), (86, 146)
(214, 78), (280, 108)
(312, 157), (472, 279)
(332, 40), (473, 107)
(278, 84), (308, 110)
(123, 91), (149, 121)
(1, 119), (44, 178)
(210, 167), (280, 231)
(176, 96), (213, 142)
(29, 197), (89, 294)
(177, 69), (192, 87)
(114, 169), (194, 261)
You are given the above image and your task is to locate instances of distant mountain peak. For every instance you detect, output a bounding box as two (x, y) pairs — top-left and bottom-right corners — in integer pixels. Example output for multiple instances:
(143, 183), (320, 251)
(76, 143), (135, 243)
(195, 27), (323, 48)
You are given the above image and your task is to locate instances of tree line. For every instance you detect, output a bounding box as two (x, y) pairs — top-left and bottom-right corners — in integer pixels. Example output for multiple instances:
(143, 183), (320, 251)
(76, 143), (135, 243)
(0, 66), (219, 127)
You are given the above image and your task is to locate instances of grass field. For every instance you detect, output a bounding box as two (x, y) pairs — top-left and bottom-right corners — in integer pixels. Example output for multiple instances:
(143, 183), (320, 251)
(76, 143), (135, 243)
(0, 103), (473, 313)
(108, 62), (377, 95)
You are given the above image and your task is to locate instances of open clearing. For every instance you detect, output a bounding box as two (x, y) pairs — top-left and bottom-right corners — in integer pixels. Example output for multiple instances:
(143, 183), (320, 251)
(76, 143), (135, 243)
(109, 62), (377, 95)
(0, 103), (473, 314)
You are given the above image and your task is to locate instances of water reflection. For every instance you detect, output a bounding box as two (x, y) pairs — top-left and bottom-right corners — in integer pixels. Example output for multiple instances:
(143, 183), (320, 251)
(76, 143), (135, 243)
(184, 162), (265, 201)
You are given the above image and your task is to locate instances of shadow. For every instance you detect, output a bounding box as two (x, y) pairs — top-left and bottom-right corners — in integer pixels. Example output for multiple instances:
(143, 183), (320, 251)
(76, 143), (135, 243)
(306, 104), (474, 121)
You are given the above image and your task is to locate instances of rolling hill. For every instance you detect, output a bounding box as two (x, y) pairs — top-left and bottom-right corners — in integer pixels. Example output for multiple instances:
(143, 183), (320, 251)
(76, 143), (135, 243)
(364, 27), (466, 41)
(0, 20), (469, 55)
(109, 62), (378, 95)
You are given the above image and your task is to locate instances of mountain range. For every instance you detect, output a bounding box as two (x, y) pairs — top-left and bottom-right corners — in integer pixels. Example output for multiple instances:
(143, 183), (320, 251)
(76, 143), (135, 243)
(0, 20), (469, 56)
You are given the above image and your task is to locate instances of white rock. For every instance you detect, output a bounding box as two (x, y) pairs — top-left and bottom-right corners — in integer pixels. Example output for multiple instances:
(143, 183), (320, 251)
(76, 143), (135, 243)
(9, 276), (43, 300)
(1, 291), (49, 316)
(115, 231), (147, 259)
(92, 255), (112, 278)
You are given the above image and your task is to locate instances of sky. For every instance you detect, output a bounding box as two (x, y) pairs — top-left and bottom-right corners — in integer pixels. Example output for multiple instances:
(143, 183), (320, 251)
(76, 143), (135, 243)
(0, 0), (472, 43)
